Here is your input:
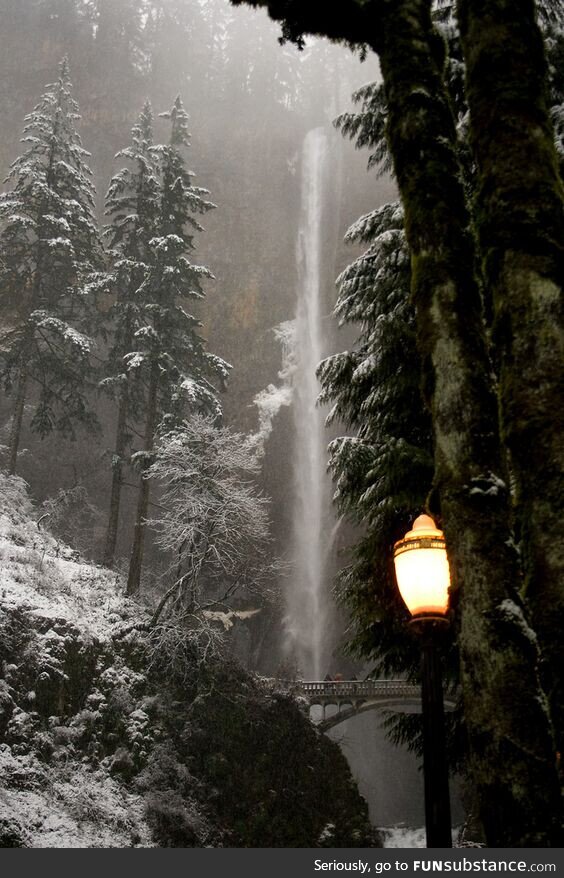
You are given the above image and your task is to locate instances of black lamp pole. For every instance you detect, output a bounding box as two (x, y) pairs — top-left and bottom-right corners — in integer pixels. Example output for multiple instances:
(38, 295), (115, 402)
(418, 621), (452, 848)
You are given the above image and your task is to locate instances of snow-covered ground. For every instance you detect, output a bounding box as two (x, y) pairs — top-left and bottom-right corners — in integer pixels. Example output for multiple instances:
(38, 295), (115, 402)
(0, 747), (152, 848)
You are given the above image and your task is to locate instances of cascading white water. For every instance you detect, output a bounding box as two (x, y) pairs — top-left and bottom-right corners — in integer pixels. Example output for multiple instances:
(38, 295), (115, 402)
(286, 128), (332, 680)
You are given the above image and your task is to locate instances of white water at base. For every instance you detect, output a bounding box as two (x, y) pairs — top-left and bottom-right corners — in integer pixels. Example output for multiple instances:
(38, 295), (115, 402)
(381, 827), (463, 848)
(380, 827), (427, 848)
(286, 128), (332, 680)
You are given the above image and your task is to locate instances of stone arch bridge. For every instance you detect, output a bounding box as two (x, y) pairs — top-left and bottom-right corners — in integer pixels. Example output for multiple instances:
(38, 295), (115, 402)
(296, 680), (456, 731)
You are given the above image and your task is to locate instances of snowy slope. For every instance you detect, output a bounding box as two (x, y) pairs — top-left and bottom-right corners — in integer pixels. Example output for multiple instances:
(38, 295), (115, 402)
(0, 473), (377, 849)
(0, 474), (153, 847)
(0, 474), (139, 639)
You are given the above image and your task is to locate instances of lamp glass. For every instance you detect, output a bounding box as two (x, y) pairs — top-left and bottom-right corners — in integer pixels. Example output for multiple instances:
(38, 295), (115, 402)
(393, 515), (451, 617)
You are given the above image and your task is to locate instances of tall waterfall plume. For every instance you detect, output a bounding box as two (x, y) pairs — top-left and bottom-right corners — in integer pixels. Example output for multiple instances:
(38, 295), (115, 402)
(286, 127), (334, 680)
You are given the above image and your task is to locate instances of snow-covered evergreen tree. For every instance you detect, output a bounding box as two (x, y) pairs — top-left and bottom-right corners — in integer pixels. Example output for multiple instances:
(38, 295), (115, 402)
(0, 57), (102, 474)
(317, 202), (434, 676)
(125, 96), (231, 595)
(100, 101), (160, 567)
(144, 96), (231, 423)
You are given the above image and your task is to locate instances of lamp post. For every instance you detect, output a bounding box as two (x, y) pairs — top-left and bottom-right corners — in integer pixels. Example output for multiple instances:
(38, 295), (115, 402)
(393, 514), (452, 848)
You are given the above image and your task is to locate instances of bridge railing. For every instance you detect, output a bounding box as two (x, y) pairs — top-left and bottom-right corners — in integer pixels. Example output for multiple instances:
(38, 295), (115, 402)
(298, 680), (419, 699)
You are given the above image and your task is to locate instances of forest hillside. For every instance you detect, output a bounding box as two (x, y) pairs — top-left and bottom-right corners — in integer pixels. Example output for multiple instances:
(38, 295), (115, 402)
(0, 473), (378, 848)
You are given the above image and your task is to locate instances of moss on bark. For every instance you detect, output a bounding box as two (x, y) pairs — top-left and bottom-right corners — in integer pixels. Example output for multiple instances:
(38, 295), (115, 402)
(457, 0), (564, 754)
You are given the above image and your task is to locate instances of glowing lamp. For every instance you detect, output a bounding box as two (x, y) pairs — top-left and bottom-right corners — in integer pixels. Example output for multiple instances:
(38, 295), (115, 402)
(393, 514), (451, 620)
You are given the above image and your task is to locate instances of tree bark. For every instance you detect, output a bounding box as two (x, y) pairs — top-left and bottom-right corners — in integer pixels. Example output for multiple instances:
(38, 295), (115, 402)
(8, 366), (28, 476)
(126, 361), (159, 596)
(103, 386), (129, 568)
(456, 0), (564, 754)
(374, 0), (563, 846)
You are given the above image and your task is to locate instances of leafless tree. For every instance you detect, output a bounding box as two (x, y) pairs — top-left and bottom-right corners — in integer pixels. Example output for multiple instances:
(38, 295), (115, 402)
(147, 416), (280, 641)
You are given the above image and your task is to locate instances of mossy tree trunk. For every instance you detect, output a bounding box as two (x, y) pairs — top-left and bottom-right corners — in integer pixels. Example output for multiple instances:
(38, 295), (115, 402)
(373, 0), (563, 846)
(126, 361), (159, 596)
(457, 0), (564, 754)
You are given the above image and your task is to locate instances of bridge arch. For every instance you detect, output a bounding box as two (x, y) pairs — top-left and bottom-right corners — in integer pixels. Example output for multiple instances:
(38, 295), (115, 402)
(297, 680), (456, 732)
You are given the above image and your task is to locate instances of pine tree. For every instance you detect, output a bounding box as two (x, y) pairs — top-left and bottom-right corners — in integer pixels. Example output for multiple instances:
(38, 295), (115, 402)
(327, 58), (470, 678)
(125, 96), (231, 595)
(0, 57), (102, 474)
(101, 101), (160, 568)
(318, 202), (435, 677)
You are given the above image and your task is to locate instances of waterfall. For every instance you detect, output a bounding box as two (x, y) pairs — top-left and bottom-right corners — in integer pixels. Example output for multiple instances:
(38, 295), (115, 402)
(286, 128), (333, 681)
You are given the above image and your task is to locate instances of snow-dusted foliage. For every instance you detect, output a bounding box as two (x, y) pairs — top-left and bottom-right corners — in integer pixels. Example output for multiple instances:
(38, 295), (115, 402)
(0, 473), (138, 637)
(148, 415), (279, 632)
(40, 484), (104, 557)
(102, 101), (160, 404)
(0, 58), (102, 469)
(145, 96), (231, 422)
(317, 198), (434, 675)
(334, 81), (391, 178)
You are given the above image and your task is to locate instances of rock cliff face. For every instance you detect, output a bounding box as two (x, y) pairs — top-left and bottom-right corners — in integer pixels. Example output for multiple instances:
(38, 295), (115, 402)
(0, 474), (379, 848)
